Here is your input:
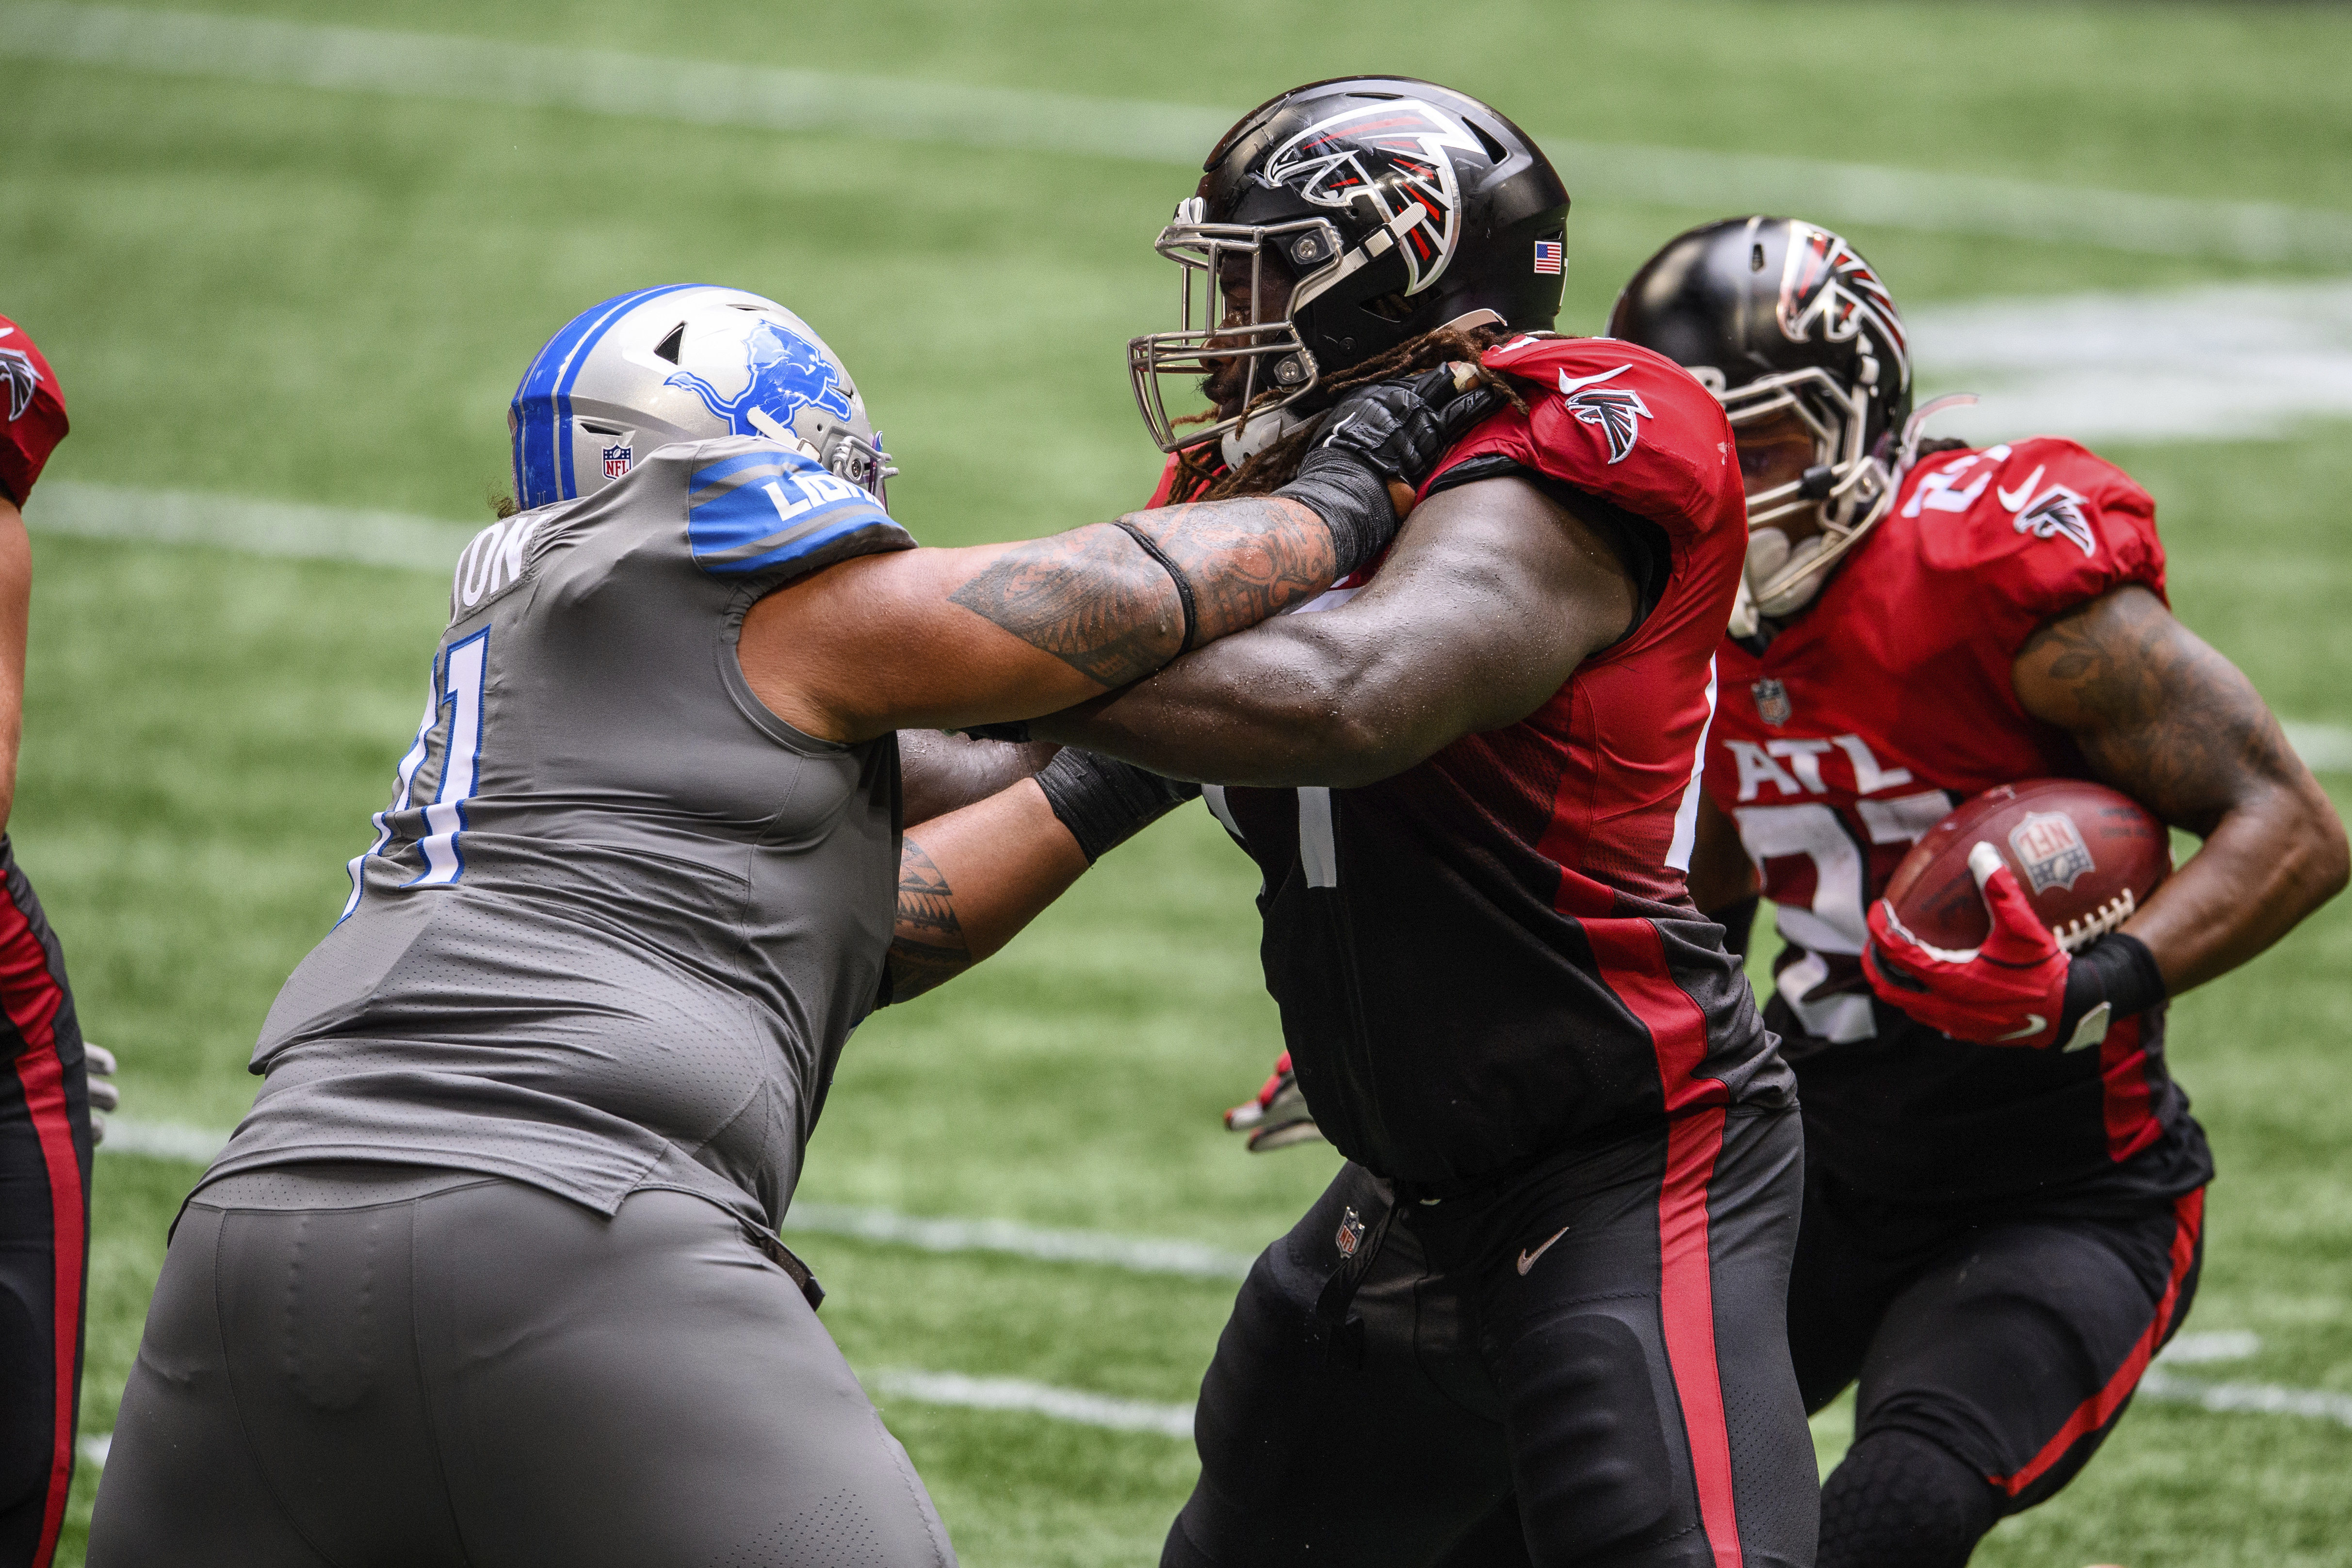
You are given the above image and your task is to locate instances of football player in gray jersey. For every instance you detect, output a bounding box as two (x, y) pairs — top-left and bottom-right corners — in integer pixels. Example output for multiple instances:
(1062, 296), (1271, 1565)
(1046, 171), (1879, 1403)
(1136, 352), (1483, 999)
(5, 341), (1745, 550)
(88, 284), (1497, 1568)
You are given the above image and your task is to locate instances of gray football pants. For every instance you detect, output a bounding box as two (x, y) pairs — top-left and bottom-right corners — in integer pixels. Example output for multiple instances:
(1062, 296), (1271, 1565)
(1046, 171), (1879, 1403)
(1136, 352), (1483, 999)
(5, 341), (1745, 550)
(87, 1165), (956, 1568)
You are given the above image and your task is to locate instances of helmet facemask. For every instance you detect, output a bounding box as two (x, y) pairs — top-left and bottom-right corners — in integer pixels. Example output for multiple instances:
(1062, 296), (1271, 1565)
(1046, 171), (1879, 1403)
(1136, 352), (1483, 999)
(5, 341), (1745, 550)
(1717, 358), (1897, 634)
(1127, 197), (1352, 457)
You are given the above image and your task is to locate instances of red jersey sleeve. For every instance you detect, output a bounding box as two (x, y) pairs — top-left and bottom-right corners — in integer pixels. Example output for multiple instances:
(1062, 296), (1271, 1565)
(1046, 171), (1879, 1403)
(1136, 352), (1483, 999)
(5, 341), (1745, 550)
(1421, 336), (1745, 541)
(1898, 436), (2167, 651)
(0, 315), (69, 507)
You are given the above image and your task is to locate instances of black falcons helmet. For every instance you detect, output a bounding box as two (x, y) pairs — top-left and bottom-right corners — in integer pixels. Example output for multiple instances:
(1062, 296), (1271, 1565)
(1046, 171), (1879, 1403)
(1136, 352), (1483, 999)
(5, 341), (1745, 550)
(1609, 216), (1915, 627)
(1129, 77), (1571, 456)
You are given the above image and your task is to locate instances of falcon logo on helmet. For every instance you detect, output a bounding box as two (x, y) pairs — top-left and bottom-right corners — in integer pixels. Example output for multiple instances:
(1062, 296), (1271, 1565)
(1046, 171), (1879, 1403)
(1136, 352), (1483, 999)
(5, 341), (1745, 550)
(2012, 485), (2097, 557)
(1259, 100), (1481, 295)
(1558, 364), (1652, 465)
(1779, 224), (1911, 386)
(0, 347), (38, 423)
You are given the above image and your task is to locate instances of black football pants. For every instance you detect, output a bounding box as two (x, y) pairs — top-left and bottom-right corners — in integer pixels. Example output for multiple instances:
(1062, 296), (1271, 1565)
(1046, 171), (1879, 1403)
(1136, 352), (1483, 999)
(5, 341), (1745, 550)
(1168, 1106), (1815, 1568)
(0, 841), (92, 1568)
(1789, 1166), (2206, 1519)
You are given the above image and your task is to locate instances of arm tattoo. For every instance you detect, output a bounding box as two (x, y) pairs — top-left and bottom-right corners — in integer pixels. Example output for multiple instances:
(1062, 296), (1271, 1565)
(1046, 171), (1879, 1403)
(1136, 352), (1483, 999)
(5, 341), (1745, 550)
(946, 499), (1337, 688)
(2017, 587), (2296, 836)
(885, 840), (970, 1002)
(948, 523), (1184, 685)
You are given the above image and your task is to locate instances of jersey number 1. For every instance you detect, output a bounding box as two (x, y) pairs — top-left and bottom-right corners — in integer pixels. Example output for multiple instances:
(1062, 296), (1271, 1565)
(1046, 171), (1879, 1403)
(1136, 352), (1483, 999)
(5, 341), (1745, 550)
(339, 629), (489, 921)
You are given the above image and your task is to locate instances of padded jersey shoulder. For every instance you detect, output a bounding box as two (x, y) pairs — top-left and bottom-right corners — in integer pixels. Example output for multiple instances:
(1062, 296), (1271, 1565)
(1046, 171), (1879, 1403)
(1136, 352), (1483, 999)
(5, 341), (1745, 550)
(1891, 435), (2165, 633)
(1434, 334), (1743, 540)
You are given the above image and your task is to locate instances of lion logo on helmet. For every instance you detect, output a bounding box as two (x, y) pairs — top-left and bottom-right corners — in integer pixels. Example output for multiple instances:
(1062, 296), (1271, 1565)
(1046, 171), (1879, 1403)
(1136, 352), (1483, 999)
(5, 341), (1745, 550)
(1259, 99), (1483, 296)
(665, 318), (856, 439)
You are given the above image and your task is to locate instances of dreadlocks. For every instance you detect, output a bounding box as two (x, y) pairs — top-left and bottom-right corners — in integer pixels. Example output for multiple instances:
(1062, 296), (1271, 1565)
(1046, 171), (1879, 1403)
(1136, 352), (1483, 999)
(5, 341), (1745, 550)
(1172, 323), (1529, 502)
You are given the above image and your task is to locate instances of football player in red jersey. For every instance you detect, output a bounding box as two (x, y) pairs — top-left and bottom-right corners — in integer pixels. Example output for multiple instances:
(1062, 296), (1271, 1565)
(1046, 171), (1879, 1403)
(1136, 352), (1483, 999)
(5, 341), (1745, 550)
(1024, 82), (1818, 1568)
(0, 314), (107, 1568)
(1605, 216), (2349, 1568)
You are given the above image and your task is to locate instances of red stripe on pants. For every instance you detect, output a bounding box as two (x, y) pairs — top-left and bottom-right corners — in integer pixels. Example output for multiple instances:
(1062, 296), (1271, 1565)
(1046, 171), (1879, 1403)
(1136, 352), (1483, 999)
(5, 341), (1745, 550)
(0, 889), (80, 1568)
(1587, 919), (1742, 1568)
(1988, 1186), (2205, 1498)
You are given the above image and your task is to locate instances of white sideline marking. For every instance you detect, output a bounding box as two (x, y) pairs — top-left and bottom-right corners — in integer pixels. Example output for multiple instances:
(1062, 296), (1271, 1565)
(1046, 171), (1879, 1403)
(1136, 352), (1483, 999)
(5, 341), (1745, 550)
(867, 1368), (1194, 1439)
(1912, 279), (2352, 444)
(97, 1119), (1258, 1278)
(26, 481), (478, 572)
(2155, 1329), (2264, 1366)
(79, 1432), (108, 1466)
(2283, 722), (2352, 776)
(2140, 1369), (2352, 1429)
(3, 2), (2349, 262)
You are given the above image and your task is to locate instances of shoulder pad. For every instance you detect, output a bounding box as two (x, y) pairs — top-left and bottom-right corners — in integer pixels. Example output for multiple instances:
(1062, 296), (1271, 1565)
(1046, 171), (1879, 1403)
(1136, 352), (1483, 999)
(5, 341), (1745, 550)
(1897, 436), (2165, 622)
(1435, 337), (1741, 537)
(676, 436), (912, 578)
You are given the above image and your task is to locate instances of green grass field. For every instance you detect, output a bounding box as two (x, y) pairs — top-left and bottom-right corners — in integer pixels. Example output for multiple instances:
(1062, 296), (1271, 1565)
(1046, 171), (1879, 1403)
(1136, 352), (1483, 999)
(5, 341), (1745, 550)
(7, 1), (2352, 1562)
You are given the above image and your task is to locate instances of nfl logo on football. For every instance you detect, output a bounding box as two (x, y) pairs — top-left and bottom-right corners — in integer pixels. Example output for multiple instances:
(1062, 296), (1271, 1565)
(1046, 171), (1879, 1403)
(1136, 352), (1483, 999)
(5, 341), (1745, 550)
(602, 442), (633, 481)
(1752, 678), (1792, 727)
(2008, 810), (2096, 894)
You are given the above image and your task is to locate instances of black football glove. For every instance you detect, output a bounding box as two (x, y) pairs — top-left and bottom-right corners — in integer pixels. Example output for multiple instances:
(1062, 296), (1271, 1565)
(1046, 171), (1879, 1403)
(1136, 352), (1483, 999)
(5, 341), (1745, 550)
(1223, 1051), (1325, 1153)
(1276, 364), (1504, 578)
(84, 1042), (118, 1147)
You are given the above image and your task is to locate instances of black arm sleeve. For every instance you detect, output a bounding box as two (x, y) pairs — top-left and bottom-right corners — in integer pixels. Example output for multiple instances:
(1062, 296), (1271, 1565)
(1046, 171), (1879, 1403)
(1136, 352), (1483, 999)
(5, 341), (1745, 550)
(1712, 894), (1761, 962)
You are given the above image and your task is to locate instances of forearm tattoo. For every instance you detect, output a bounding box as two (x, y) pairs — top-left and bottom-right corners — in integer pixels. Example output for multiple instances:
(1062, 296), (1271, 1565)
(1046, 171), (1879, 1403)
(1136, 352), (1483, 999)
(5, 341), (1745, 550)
(886, 840), (970, 1002)
(2019, 589), (2294, 835)
(947, 499), (1337, 688)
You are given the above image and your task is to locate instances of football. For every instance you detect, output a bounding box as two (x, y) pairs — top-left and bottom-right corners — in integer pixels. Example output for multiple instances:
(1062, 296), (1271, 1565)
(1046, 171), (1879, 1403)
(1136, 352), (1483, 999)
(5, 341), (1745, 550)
(1882, 779), (2172, 952)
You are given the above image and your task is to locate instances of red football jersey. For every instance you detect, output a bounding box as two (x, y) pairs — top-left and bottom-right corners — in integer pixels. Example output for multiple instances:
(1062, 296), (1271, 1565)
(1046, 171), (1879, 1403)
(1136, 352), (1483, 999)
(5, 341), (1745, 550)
(0, 316), (68, 507)
(1707, 436), (2208, 1205)
(1184, 338), (1788, 1187)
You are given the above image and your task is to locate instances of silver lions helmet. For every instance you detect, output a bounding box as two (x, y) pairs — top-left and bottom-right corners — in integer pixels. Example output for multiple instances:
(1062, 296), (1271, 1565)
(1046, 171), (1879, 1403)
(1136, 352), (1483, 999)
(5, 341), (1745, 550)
(509, 284), (894, 513)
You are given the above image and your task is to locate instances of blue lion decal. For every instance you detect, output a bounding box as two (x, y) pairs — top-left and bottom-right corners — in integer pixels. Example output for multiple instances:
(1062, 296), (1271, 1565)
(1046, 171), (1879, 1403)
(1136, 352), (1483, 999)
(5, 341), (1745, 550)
(665, 318), (855, 437)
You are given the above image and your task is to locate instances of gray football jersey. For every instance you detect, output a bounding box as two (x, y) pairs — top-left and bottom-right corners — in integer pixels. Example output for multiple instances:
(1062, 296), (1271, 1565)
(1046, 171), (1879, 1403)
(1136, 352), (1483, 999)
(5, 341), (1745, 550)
(203, 436), (916, 1231)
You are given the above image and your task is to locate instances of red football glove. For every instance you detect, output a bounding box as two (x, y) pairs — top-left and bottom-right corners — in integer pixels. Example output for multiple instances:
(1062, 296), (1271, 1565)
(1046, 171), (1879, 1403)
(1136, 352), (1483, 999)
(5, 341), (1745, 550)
(1223, 1051), (1325, 1152)
(1864, 841), (2072, 1048)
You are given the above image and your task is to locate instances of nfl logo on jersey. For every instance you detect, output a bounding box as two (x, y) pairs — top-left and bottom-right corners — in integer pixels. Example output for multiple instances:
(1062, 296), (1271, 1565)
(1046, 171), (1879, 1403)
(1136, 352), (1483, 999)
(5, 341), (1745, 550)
(603, 443), (633, 481)
(1335, 1207), (1365, 1258)
(1751, 679), (1792, 727)
(2009, 810), (2096, 894)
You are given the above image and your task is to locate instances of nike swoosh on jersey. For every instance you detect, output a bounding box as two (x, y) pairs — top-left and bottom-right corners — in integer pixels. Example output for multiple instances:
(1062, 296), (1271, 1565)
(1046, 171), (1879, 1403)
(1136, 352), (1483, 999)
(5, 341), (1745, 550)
(1995, 465), (2047, 513)
(1994, 1014), (2048, 1041)
(1516, 1225), (1572, 1276)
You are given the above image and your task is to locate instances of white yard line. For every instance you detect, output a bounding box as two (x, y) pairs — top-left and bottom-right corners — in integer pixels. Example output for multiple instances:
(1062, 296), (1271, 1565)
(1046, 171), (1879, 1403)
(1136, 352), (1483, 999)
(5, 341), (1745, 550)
(865, 1369), (1194, 1439)
(3, 2), (2348, 262)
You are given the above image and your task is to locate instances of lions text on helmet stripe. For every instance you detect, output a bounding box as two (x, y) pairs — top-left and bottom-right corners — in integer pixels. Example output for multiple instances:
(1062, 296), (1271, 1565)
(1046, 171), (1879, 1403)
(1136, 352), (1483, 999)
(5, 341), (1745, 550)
(508, 287), (894, 514)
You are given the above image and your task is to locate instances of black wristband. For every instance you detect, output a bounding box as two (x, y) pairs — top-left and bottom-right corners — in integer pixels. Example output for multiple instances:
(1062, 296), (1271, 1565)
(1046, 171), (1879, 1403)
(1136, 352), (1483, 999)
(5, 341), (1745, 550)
(1035, 750), (1202, 863)
(1712, 894), (1761, 962)
(2056, 931), (2167, 1051)
(1274, 460), (1395, 580)
(1112, 519), (1199, 653)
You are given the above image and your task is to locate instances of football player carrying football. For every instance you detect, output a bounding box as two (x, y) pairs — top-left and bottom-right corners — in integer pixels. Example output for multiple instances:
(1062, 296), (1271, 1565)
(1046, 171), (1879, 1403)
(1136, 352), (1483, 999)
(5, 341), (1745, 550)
(87, 286), (1494, 1567)
(0, 314), (111, 1568)
(1611, 217), (2348, 1567)
(1034, 81), (1819, 1568)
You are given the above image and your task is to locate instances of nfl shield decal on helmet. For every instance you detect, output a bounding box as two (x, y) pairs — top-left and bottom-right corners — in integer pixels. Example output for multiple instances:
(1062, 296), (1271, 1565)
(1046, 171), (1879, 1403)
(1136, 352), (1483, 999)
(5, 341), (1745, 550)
(1557, 364), (1652, 465)
(2009, 810), (2096, 894)
(2011, 484), (2098, 557)
(1258, 99), (1482, 295)
(1752, 678), (1792, 727)
(1335, 1207), (1366, 1259)
(601, 442), (633, 481)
